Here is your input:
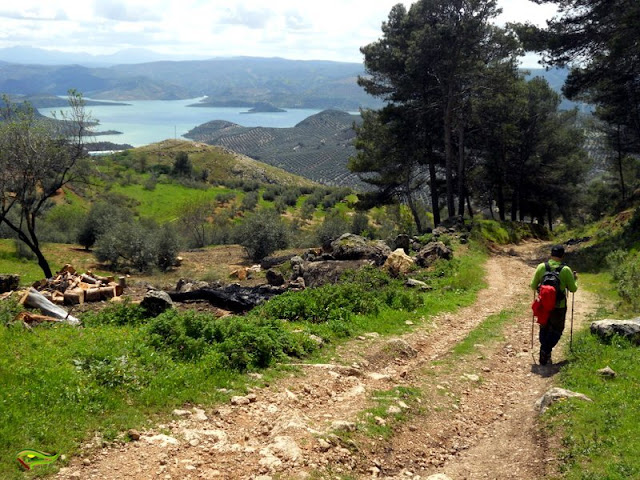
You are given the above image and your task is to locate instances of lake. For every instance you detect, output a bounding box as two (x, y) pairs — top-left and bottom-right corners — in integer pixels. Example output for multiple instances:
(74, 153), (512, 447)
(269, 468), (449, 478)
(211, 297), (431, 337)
(38, 98), (324, 147)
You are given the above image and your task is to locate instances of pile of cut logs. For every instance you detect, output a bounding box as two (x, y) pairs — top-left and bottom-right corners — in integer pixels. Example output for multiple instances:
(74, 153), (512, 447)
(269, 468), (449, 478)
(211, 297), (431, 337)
(32, 264), (126, 306)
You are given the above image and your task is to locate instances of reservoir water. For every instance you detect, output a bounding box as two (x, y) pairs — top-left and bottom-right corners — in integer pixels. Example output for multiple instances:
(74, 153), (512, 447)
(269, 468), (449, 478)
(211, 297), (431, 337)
(38, 98), (323, 148)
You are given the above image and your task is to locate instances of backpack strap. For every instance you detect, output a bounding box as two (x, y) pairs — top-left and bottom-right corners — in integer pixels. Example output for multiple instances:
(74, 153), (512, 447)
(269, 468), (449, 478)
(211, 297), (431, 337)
(544, 261), (551, 272)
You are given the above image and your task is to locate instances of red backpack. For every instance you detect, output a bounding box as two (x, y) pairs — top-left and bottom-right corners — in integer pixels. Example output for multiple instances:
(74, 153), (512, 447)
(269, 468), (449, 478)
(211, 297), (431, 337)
(532, 285), (556, 326)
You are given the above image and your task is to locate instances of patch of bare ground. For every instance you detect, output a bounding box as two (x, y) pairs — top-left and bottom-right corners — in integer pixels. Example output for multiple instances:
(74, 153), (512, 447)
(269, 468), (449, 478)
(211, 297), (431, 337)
(55, 242), (598, 480)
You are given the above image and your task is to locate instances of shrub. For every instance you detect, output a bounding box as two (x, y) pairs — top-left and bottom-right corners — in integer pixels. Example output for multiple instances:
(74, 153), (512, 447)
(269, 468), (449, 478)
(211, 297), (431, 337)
(156, 224), (181, 272)
(316, 210), (349, 248)
(82, 301), (147, 327)
(240, 191), (259, 211)
(77, 200), (134, 250)
(172, 151), (192, 177)
(234, 209), (289, 262)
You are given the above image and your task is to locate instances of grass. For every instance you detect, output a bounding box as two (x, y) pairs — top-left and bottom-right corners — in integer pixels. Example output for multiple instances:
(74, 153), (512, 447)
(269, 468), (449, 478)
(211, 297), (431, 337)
(359, 386), (422, 439)
(110, 182), (234, 222)
(0, 241), (488, 479)
(548, 331), (640, 479)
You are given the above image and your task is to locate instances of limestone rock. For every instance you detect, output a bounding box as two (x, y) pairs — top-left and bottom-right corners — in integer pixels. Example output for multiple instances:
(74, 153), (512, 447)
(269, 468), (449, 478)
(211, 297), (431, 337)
(426, 475), (453, 480)
(331, 420), (357, 432)
(590, 318), (640, 345)
(416, 242), (453, 267)
(140, 290), (174, 317)
(597, 366), (617, 378)
(303, 259), (371, 287)
(536, 387), (593, 414)
(330, 234), (391, 265)
(383, 248), (415, 277)
(231, 395), (251, 406)
(405, 278), (431, 290)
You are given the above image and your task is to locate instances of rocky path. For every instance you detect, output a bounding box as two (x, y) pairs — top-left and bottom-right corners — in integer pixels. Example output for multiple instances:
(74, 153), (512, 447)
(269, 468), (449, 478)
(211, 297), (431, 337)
(56, 242), (598, 480)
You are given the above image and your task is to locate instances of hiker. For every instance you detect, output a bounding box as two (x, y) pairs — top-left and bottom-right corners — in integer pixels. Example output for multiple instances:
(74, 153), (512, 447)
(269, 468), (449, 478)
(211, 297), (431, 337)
(530, 244), (578, 365)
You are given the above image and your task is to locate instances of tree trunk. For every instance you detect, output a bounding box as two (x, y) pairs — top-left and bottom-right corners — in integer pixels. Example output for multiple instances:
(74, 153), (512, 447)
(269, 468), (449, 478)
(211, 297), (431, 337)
(406, 194), (423, 234)
(444, 86), (456, 219)
(428, 154), (441, 227)
(616, 125), (627, 200)
(457, 120), (466, 218)
(466, 192), (474, 218)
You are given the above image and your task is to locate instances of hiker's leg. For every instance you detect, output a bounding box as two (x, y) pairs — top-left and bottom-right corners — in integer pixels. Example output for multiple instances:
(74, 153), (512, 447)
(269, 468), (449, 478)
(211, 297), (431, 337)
(539, 308), (567, 363)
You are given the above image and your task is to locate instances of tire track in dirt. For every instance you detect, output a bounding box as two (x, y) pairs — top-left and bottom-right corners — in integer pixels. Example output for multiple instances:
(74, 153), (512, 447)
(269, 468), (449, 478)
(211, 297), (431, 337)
(55, 242), (598, 480)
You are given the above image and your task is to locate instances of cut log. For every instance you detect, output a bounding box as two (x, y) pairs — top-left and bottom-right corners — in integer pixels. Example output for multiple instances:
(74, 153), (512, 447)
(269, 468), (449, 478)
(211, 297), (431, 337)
(52, 291), (65, 306)
(17, 311), (62, 324)
(98, 286), (116, 300)
(64, 288), (85, 305)
(111, 281), (124, 296)
(85, 288), (102, 302)
(80, 274), (99, 285)
(22, 288), (81, 325)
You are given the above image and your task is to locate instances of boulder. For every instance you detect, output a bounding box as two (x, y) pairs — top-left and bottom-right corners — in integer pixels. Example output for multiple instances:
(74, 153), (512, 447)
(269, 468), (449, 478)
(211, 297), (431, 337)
(141, 290), (174, 317)
(330, 234), (391, 265)
(590, 318), (640, 345)
(535, 387), (592, 414)
(288, 277), (306, 291)
(393, 234), (411, 252)
(303, 260), (372, 288)
(383, 248), (415, 277)
(0, 274), (20, 293)
(266, 269), (285, 286)
(415, 241), (453, 267)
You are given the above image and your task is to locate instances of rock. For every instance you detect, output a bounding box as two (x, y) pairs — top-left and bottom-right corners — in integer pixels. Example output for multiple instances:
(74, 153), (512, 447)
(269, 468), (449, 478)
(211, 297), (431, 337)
(384, 339), (418, 358)
(405, 278), (432, 290)
(303, 259), (372, 288)
(463, 374), (480, 382)
(0, 274), (19, 293)
(231, 396), (251, 406)
(415, 242), (453, 267)
(394, 234), (411, 252)
(536, 387), (593, 414)
(375, 416), (387, 426)
(597, 366), (617, 378)
(288, 276), (306, 290)
(317, 438), (332, 452)
(143, 434), (179, 447)
(169, 284), (285, 312)
(387, 406), (402, 414)
(82, 458), (91, 466)
(330, 234), (391, 265)
(590, 318), (640, 345)
(331, 420), (357, 432)
(172, 409), (191, 417)
(192, 407), (209, 421)
(308, 334), (324, 347)
(266, 269), (285, 286)
(128, 429), (141, 441)
(426, 475), (452, 480)
(269, 435), (302, 462)
(383, 248), (415, 277)
(140, 290), (174, 317)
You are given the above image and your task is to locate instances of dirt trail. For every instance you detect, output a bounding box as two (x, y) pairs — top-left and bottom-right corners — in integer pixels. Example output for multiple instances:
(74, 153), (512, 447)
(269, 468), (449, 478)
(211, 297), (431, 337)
(55, 241), (598, 480)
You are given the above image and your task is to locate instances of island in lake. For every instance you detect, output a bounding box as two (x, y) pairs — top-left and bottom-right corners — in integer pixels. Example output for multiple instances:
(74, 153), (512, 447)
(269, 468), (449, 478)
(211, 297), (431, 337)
(241, 102), (286, 114)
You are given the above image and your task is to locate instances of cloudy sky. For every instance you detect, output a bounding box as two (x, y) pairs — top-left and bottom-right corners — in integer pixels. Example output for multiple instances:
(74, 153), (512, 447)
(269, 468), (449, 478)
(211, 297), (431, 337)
(0, 0), (556, 66)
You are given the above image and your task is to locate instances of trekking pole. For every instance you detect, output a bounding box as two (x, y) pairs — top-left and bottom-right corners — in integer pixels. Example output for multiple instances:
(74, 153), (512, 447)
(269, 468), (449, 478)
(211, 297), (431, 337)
(570, 291), (575, 352)
(531, 291), (536, 363)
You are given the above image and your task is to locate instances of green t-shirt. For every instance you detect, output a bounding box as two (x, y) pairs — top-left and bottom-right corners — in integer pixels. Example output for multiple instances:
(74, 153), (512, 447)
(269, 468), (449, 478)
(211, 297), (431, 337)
(530, 259), (578, 308)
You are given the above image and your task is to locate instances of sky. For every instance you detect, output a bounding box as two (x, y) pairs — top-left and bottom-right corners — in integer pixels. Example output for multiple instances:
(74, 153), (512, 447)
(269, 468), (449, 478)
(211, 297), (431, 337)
(0, 0), (557, 67)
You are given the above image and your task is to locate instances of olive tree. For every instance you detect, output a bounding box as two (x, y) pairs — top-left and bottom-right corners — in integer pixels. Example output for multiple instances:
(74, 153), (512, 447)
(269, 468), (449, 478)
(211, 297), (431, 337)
(0, 90), (90, 278)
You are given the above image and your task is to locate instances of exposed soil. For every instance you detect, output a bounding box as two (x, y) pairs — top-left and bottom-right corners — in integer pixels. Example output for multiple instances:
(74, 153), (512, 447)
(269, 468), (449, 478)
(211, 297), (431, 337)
(55, 241), (599, 480)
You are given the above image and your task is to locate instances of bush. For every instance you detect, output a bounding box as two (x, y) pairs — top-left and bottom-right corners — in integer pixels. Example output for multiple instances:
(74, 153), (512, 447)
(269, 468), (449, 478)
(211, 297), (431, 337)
(156, 224), (180, 272)
(234, 210), (289, 262)
(316, 210), (349, 248)
(172, 151), (192, 177)
(82, 301), (147, 327)
(77, 200), (134, 250)
(606, 249), (640, 310)
(240, 191), (259, 211)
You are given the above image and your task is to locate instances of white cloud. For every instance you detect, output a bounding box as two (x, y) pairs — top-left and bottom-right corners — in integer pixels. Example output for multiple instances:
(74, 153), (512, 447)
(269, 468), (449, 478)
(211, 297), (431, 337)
(0, 0), (556, 63)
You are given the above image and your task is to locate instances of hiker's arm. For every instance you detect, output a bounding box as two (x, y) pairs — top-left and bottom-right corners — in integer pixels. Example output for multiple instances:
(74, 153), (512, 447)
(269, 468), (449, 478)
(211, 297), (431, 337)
(562, 267), (578, 292)
(530, 264), (544, 291)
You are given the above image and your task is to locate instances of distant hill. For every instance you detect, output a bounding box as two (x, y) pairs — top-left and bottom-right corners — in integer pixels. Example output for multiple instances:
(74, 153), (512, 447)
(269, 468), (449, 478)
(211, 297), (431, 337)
(184, 110), (364, 187)
(133, 139), (317, 187)
(0, 56), (380, 109)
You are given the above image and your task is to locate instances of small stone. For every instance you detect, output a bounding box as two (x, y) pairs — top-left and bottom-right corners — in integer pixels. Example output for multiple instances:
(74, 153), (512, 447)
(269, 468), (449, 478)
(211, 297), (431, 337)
(317, 439), (332, 452)
(387, 405), (402, 414)
(172, 409), (191, 417)
(189, 439), (201, 447)
(231, 396), (251, 406)
(128, 429), (141, 441)
(375, 416), (387, 426)
(463, 374), (480, 382)
(597, 366), (617, 378)
(405, 320), (414, 326)
(69, 474), (81, 480)
(331, 420), (357, 432)
(247, 393), (258, 403)
(82, 458), (91, 466)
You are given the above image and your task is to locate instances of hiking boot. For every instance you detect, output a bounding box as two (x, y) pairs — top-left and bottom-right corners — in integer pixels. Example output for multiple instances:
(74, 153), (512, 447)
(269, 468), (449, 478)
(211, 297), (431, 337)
(539, 350), (551, 365)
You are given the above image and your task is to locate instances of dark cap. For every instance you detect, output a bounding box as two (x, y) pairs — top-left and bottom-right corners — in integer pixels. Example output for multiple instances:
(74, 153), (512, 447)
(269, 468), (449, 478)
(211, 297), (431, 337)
(551, 244), (565, 257)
